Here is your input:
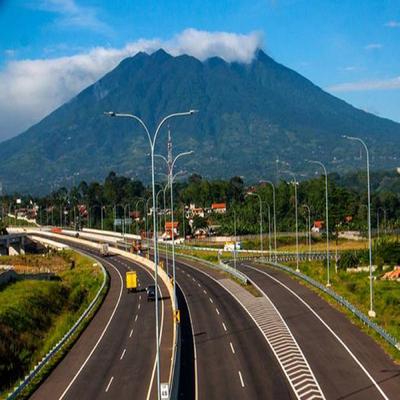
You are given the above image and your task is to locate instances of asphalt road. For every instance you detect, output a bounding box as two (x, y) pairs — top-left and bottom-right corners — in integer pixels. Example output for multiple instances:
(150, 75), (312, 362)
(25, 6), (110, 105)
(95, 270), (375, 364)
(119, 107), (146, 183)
(172, 257), (296, 400)
(239, 261), (400, 400)
(30, 242), (173, 400)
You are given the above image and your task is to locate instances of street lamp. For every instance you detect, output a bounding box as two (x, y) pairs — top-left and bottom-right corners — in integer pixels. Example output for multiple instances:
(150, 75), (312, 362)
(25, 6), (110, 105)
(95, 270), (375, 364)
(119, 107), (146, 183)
(105, 109), (198, 399)
(263, 201), (272, 261)
(261, 180), (277, 262)
(302, 204), (312, 261)
(282, 171), (300, 272)
(307, 159), (331, 286)
(155, 149), (193, 308)
(377, 207), (387, 240)
(245, 192), (263, 254)
(232, 208), (237, 269)
(343, 135), (375, 318)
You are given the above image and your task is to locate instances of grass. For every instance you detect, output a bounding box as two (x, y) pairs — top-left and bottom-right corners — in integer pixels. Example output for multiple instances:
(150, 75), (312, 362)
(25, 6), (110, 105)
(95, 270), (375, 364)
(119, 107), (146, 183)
(0, 250), (104, 398)
(280, 259), (400, 362)
(1, 216), (37, 227)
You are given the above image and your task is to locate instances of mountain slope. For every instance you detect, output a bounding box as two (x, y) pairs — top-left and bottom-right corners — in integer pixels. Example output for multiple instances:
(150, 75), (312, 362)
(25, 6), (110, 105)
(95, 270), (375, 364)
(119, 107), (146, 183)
(1, 49), (399, 193)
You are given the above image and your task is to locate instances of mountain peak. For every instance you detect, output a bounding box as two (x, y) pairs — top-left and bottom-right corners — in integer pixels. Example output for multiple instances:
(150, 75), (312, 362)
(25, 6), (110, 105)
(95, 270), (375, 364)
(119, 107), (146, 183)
(150, 48), (172, 61)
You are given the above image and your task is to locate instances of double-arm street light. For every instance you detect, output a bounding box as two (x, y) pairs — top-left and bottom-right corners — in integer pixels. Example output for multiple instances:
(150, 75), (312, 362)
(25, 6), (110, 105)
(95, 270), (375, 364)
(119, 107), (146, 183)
(105, 109), (197, 399)
(307, 159), (331, 286)
(282, 171), (300, 272)
(155, 150), (193, 307)
(245, 192), (263, 254)
(343, 135), (375, 318)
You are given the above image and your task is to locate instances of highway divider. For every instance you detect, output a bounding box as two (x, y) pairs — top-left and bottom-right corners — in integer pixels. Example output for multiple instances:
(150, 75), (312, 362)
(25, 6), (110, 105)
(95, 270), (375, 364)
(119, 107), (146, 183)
(248, 258), (400, 352)
(6, 240), (108, 400)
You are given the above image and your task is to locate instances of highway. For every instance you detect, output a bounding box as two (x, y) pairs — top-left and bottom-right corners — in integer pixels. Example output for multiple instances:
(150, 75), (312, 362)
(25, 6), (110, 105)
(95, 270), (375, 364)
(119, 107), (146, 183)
(168, 255), (296, 399)
(30, 242), (173, 400)
(238, 261), (400, 400)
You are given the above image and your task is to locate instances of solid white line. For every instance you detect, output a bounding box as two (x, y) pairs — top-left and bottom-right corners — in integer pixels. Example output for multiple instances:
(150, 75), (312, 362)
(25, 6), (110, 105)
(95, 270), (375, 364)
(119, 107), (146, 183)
(146, 284), (165, 400)
(120, 348), (126, 360)
(216, 308), (220, 315)
(135, 314), (138, 322)
(238, 371), (245, 387)
(230, 342), (235, 354)
(105, 376), (114, 392)
(58, 259), (124, 400)
(246, 264), (389, 400)
(222, 322), (227, 331)
(129, 329), (133, 338)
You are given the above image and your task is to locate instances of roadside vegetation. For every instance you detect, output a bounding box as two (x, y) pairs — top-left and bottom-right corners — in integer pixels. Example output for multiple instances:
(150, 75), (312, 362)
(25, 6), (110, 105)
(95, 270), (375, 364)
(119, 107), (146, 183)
(0, 251), (104, 398)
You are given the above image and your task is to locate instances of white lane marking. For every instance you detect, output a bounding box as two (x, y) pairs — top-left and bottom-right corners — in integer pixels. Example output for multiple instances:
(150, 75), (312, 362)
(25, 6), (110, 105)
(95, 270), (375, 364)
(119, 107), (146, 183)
(238, 371), (245, 388)
(58, 259), (124, 400)
(105, 376), (114, 392)
(129, 329), (133, 338)
(120, 348), (126, 360)
(203, 289), (207, 295)
(209, 298), (213, 304)
(246, 264), (390, 400)
(146, 284), (165, 400)
(216, 308), (220, 315)
(138, 303), (141, 310)
(230, 342), (235, 354)
(177, 259), (325, 400)
(135, 314), (138, 322)
(139, 295), (142, 300)
(197, 283), (201, 287)
(222, 322), (227, 331)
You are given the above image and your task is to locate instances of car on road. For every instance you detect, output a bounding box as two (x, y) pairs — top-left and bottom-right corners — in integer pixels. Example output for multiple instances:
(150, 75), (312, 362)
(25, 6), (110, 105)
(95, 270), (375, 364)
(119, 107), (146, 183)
(146, 285), (156, 301)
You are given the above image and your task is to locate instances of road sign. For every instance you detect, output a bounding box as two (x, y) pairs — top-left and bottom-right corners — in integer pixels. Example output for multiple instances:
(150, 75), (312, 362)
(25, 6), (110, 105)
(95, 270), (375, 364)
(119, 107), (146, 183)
(114, 218), (122, 226)
(160, 383), (169, 399)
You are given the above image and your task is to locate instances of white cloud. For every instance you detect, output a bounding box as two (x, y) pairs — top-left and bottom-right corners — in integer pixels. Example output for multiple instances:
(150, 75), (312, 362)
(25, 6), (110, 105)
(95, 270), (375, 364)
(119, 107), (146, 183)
(327, 77), (400, 92)
(364, 43), (383, 50)
(0, 29), (263, 141)
(35, 0), (111, 34)
(385, 20), (400, 28)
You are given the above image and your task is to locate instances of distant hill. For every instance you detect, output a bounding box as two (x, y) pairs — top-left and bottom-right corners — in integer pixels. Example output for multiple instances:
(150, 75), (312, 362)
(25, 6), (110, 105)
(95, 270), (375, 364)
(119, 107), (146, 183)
(1, 48), (399, 194)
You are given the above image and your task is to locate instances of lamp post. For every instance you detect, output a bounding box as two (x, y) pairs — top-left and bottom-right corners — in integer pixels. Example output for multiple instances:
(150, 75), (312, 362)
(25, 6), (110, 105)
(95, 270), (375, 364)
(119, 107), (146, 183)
(302, 204), (312, 261)
(262, 180), (277, 262)
(232, 208), (237, 269)
(105, 109), (197, 398)
(135, 198), (146, 236)
(307, 160), (331, 286)
(246, 192), (263, 255)
(264, 201), (272, 261)
(282, 171), (300, 272)
(155, 147), (193, 308)
(343, 135), (375, 318)
(377, 207), (387, 240)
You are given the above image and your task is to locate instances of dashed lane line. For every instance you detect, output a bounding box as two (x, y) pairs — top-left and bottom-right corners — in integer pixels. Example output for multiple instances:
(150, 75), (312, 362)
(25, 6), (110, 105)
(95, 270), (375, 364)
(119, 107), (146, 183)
(238, 371), (245, 388)
(120, 349), (126, 360)
(230, 342), (235, 354)
(105, 376), (114, 393)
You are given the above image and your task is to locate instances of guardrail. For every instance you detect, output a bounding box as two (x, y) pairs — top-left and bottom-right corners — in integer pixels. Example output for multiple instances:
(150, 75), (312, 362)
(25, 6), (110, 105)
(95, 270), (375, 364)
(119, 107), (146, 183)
(174, 252), (248, 285)
(7, 250), (108, 400)
(247, 258), (400, 352)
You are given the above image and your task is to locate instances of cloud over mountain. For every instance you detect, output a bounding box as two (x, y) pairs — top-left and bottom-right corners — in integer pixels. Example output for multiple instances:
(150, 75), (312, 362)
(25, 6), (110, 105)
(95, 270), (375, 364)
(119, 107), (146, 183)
(0, 29), (262, 141)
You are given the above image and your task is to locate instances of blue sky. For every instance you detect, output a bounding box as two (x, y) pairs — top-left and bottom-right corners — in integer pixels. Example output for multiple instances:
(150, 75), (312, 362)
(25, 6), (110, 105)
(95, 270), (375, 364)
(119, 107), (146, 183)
(0, 0), (399, 140)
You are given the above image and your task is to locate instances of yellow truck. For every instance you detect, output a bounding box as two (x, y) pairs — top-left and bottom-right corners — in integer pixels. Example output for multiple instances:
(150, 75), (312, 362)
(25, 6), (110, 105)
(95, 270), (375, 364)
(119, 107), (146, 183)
(126, 271), (138, 293)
